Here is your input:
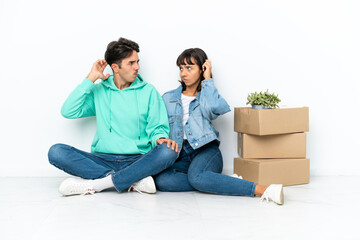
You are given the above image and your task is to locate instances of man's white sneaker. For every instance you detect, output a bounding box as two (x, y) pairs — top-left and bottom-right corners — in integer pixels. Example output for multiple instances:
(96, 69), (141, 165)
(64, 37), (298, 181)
(260, 184), (284, 205)
(230, 173), (243, 179)
(128, 176), (156, 194)
(59, 178), (95, 196)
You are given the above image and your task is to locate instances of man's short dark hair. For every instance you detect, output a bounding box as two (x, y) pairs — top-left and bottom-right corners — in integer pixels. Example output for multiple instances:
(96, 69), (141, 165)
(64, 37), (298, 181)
(105, 37), (139, 68)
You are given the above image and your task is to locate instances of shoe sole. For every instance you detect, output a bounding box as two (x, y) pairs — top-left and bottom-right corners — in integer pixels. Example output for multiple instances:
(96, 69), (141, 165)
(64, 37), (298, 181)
(59, 178), (93, 196)
(278, 186), (284, 205)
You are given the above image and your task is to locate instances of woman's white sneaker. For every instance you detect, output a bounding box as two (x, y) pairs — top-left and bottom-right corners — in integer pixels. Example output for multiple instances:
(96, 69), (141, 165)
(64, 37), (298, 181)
(260, 184), (284, 205)
(128, 176), (156, 194)
(230, 173), (243, 179)
(59, 178), (95, 196)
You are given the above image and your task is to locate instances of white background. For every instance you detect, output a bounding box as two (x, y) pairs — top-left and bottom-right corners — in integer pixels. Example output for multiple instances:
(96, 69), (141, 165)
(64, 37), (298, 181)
(0, 0), (359, 177)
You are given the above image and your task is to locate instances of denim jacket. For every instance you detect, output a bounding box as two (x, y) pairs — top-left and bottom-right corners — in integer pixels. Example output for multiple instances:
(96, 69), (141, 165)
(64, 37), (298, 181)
(162, 78), (231, 150)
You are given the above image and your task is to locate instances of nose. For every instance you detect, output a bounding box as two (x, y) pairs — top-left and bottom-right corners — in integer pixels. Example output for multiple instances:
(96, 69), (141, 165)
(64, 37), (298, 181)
(134, 62), (140, 71)
(180, 70), (186, 78)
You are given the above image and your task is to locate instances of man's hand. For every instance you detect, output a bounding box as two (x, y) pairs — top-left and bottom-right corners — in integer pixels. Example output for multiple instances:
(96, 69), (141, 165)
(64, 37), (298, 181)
(87, 59), (110, 83)
(202, 59), (212, 80)
(156, 138), (179, 152)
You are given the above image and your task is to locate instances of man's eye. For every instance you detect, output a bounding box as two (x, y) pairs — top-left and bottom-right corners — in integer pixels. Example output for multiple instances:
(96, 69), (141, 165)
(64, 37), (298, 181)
(187, 67), (191, 70)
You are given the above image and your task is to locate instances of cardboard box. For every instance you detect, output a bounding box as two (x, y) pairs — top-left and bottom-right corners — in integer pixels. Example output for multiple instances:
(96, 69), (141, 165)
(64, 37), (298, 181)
(234, 107), (309, 135)
(238, 133), (306, 158)
(233, 158), (310, 186)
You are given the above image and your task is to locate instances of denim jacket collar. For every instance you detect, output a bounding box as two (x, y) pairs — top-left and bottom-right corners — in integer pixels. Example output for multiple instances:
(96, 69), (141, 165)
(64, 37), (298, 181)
(170, 85), (183, 103)
(170, 85), (201, 106)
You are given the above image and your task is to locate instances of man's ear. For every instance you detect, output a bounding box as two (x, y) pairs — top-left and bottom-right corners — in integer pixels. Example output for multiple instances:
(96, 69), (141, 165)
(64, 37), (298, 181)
(111, 63), (119, 72)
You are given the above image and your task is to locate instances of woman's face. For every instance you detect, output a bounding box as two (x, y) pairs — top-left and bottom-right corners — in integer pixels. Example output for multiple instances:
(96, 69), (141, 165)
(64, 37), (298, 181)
(179, 58), (202, 89)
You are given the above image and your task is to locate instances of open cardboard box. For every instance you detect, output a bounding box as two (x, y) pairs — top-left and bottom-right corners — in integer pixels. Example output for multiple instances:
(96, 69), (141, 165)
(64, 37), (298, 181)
(234, 157), (310, 186)
(234, 107), (309, 135)
(238, 132), (306, 159)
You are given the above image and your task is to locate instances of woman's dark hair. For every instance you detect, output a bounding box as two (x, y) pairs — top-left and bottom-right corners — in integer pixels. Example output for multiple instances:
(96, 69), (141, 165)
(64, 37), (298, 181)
(176, 48), (208, 92)
(105, 37), (139, 68)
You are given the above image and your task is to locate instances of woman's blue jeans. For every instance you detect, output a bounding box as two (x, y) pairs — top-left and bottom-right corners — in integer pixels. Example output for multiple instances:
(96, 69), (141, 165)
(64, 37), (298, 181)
(155, 140), (256, 196)
(48, 143), (178, 192)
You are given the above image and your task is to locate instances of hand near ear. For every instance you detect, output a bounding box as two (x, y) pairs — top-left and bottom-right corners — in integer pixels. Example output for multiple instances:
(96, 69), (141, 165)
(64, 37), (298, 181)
(202, 60), (212, 80)
(87, 59), (110, 83)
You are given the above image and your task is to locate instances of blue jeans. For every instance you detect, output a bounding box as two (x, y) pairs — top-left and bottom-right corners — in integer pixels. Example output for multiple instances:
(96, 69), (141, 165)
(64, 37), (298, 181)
(48, 143), (178, 192)
(155, 140), (256, 196)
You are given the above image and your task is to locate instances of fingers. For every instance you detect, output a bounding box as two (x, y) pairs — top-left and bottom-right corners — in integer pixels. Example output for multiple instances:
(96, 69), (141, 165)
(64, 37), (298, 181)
(100, 73), (110, 80)
(204, 60), (211, 68)
(172, 141), (179, 152)
(156, 138), (165, 145)
(202, 60), (211, 70)
(157, 138), (179, 152)
(95, 59), (108, 68)
(167, 140), (171, 148)
(169, 140), (179, 152)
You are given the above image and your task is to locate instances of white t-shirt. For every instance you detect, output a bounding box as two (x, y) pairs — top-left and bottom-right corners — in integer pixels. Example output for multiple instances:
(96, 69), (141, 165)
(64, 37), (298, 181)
(181, 94), (196, 139)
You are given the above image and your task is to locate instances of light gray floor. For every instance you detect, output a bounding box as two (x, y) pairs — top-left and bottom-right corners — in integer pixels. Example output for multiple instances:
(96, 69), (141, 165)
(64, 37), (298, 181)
(0, 175), (358, 240)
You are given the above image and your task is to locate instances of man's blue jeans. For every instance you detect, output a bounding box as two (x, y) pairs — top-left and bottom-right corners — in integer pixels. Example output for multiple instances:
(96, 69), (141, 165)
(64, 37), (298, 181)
(155, 140), (256, 196)
(48, 143), (178, 192)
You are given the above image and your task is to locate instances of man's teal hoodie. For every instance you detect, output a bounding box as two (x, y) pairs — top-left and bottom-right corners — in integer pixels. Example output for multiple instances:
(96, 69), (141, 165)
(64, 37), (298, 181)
(61, 75), (169, 154)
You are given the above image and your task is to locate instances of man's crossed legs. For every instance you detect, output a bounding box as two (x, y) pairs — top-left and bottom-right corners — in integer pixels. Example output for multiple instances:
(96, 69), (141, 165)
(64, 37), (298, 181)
(48, 143), (178, 196)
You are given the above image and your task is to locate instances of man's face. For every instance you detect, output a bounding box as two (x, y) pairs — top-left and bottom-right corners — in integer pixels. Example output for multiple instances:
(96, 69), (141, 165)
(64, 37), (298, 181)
(116, 50), (140, 84)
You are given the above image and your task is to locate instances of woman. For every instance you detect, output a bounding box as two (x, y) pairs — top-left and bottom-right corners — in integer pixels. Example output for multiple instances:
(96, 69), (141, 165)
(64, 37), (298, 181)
(155, 48), (284, 204)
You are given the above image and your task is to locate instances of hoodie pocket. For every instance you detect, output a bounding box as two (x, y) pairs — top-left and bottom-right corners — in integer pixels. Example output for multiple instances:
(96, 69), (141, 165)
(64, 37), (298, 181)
(94, 138), (140, 154)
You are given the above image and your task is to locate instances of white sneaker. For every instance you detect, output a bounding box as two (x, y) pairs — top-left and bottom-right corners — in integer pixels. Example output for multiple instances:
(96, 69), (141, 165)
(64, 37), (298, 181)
(59, 178), (95, 196)
(260, 184), (284, 205)
(230, 173), (243, 179)
(128, 176), (156, 194)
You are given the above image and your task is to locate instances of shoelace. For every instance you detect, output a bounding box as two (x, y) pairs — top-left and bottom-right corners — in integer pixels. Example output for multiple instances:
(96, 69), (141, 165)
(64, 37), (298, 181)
(259, 192), (270, 203)
(80, 188), (95, 196)
(128, 185), (144, 194)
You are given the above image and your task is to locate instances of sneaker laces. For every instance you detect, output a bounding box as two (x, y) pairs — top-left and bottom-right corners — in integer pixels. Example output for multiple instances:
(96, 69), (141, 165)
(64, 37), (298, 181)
(259, 191), (270, 203)
(128, 185), (144, 194)
(81, 188), (95, 196)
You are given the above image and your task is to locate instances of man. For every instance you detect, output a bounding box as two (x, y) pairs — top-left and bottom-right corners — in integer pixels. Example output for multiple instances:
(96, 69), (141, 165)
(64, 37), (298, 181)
(48, 37), (179, 196)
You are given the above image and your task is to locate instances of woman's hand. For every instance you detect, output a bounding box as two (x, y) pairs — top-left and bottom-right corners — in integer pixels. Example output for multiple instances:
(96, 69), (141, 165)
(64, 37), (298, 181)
(202, 60), (212, 79)
(87, 59), (110, 83)
(156, 138), (179, 152)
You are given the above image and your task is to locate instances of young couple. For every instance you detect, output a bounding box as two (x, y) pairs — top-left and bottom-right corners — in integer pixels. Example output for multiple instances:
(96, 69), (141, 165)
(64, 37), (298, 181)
(48, 37), (283, 205)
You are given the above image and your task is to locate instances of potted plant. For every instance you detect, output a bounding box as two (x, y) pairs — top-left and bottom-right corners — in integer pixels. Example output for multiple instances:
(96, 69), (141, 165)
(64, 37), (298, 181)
(246, 90), (281, 109)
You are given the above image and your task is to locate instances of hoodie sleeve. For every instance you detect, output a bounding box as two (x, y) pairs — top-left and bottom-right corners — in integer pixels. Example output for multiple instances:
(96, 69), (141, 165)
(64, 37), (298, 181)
(199, 78), (231, 120)
(61, 78), (96, 118)
(146, 88), (170, 148)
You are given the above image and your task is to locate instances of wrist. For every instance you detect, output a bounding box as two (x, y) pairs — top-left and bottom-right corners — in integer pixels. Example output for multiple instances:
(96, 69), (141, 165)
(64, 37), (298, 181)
(87, 73), (98, 83)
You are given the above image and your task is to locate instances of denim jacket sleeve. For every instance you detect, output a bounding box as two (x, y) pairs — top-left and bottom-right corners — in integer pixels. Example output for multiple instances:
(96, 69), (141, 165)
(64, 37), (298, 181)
(199, 78), (231, 120)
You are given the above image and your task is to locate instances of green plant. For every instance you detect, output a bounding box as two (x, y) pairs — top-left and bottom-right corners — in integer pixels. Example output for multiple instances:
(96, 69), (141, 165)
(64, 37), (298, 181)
(246, 89), (281, 108)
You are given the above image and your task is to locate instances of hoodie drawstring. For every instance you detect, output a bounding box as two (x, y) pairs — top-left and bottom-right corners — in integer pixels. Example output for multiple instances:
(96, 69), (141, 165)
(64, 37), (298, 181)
(108, 87), (112, 132)
(135, 91), (140, 140)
